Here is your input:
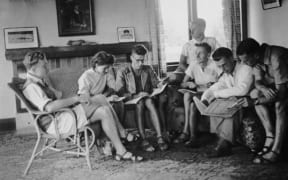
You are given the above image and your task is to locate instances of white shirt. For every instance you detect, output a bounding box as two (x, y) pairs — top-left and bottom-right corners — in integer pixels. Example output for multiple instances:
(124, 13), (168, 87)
(78, 68), (115, 96)
(201, 62), (254, 101)
(185, 59), (221, 91)
(23, 73), (88, 136)
(181, 37), (220, 65)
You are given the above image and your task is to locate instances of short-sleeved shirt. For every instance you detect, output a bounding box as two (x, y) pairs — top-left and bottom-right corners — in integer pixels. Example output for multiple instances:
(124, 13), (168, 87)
(23, 73), (88, 136)
(185, 59), (221, 91)
(253, 44), (288, 85)
(181, 37), (220, 65)
(78, 68), (115, 96)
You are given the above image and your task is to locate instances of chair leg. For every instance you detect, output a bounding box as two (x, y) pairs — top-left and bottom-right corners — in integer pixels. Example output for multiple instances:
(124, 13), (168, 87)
(85, 128), (92, 171)
(24, 135), (41, 176)
(40, 138), (48, 157)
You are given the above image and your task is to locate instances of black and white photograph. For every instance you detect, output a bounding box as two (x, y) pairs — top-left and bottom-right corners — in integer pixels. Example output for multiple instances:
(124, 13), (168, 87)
(1, 0), (288, 180)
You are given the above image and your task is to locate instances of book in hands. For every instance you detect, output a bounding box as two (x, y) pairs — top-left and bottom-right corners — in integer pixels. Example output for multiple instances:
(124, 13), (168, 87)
(178, 88), (198, 95)
(125, 83), (168, 105)
(108, 96), (126, 103)
(193, 97), (241, 118)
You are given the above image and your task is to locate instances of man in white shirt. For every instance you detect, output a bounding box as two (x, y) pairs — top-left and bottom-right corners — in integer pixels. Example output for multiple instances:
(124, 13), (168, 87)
(169, 18), (220, 85)
(199, 47), (253, 158)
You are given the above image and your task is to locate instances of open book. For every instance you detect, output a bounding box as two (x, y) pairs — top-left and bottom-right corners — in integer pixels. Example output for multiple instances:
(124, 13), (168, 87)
(125, 83), (168, 105)
(107, 96), (126, 103)
(193, 97), (241, 118)
(178, 89), (198, 95)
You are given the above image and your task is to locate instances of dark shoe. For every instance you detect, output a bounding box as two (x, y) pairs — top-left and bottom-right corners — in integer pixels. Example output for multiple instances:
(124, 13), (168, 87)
(140, 139), (155, 152)
(257, 136), (274, 156)
(157, 136), (169, 151)
(206, 139), (232, 158)
(184, 139), (199, 148)
(173, 133), (189, 144)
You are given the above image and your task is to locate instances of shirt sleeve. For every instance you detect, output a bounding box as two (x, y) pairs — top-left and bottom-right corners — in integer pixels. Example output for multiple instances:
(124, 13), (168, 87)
(271, 52), (288, 85)
(213, 65), (253, 98)
(106, 67), (116, 90)
(77, 73), (91, 96)
(181, 43), (189, 57)
(23, 83), (52, 111)
(185, 64), (195, 79)
(201, 77), (227, 101)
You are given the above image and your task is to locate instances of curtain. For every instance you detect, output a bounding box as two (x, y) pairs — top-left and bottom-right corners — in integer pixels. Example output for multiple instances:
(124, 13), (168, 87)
(146, 0), (167, 77)
(222, 0), (242, 56)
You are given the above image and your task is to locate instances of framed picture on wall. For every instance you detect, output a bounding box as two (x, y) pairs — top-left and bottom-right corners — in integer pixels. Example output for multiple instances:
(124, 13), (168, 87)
(261, 0), (281, 10)
(3, 27), (39, 50)
(56, 0), (95, 36)
(117, 27), (136, 43)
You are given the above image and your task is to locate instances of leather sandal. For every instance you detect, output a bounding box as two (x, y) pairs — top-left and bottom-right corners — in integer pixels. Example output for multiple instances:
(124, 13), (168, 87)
(253, 151), (279, 164)
(257, 136), (274, 156)
(115, 151), (143, 162)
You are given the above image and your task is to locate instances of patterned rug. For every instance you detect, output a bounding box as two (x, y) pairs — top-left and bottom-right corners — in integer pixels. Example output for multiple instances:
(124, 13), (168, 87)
(0, 131), (288, 180)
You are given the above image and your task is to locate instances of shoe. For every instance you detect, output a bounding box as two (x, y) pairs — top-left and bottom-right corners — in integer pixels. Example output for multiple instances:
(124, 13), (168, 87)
(206, 139), (232, 158)
(121, 132), (140, 144)
(184, 139), (199, 148)
(140, 139), (155, 152)
(157, 136), (169, 151)
(257, 136), (274, 156)
(253, 150), (279, 164)
(173, 133), (189, 144)
(115, 151), (143, 162)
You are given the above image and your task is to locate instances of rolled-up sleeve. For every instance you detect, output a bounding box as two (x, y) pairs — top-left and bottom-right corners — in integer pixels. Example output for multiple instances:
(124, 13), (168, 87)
(271, 52), (288, 85)
(23, 84), (52, 111)
(213, 65), (253, 98)
(77, 74), (91, 96)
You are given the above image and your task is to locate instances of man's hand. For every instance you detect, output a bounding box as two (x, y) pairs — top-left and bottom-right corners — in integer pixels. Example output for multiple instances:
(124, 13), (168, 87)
(137, 92), (150, 97)
(107, 95), (119, 102)
(181, 82), (196, 89)
(260, 87), (277, 100)
(232, 97), (254, 108)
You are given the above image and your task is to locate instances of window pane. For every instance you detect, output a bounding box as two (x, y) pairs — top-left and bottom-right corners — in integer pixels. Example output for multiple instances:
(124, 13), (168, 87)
(197, 0), (226, 47)
(160, 0), (189, 63)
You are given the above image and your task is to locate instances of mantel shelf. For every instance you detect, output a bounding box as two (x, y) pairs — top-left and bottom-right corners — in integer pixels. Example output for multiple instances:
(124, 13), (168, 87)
(5, 41), (150, 61)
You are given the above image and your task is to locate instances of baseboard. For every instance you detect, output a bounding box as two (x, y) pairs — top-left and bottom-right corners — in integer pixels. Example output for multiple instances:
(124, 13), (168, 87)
(0, 118), (16, 132)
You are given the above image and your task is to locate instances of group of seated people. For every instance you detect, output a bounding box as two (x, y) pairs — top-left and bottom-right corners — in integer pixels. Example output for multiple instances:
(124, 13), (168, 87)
(21, 18), (288, 165)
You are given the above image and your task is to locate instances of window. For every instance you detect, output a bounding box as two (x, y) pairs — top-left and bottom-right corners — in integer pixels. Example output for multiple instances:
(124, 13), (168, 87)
(159, 0), (234, 64)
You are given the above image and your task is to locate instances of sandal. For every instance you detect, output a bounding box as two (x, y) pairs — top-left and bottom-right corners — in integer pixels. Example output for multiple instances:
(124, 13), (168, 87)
(121, 132), (140, 143)
(115, 151), (143, 162)
(141, 140), (155, 152)
(257, 136), (274, 156)
(253, 151), (279, 164)
(173, 133), (189, 144)
(157, 136), (169, 151)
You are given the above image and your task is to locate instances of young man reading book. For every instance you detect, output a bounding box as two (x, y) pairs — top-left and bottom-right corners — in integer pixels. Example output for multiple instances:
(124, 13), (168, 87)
(116, 45), (168, 152)
(173, 43), (220, 147)
(197, 47), (253, 157)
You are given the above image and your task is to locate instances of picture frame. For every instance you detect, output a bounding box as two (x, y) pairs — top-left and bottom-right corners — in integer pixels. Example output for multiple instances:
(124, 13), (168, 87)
(56, 0), (95, 36)
(261, 0), (281, 10)
(117, 27), (136, 43)
(3, 27), (39, 50)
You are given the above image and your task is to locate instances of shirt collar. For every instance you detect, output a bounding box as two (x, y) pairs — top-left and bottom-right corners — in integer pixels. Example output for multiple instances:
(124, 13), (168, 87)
(26, 72), (45, 85)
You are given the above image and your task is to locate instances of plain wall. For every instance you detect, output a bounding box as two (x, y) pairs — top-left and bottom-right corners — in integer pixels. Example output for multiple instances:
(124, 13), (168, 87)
(247, 0), (288, 47)
(0, 0), (150, 120)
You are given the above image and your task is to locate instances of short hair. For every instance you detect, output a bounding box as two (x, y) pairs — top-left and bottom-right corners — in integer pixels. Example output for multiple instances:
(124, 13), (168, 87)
(195, 42), (212, 53)
(91, 51), (114, 68)
(236, 38), (260, 56)
(191, 18), (206, 30)
(212, 47), (233, 61)
(131, 44), (147, 56)
(23, 51), (46, 70)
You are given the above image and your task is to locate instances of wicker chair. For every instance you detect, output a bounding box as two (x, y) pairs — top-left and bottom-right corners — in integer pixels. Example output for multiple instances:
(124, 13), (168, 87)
(8, 78), (97, 176)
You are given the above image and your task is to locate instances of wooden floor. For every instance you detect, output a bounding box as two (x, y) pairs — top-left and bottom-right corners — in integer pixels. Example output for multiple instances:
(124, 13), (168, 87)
(0, 131), (288, 180)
